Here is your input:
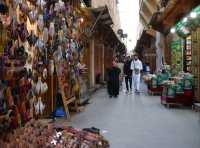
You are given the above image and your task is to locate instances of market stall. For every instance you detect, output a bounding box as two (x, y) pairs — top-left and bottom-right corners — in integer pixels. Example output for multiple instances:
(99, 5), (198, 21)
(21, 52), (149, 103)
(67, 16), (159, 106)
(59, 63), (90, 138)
(161, 72), (193, 107)
(143, 65), (170, 95)
(0, 0), (90, 131)
(170, 4), (200, 102)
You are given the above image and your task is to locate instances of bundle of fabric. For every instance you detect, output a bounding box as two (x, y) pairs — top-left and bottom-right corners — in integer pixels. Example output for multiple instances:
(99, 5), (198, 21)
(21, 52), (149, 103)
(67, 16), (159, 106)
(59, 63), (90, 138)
(0, 120), (110, 148)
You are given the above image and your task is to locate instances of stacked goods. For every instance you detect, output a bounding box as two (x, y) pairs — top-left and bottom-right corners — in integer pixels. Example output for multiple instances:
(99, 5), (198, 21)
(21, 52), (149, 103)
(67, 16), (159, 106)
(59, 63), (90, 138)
(162, 81), (176, 98)
(175, 77), (184, 94)
(157, 72), (170, 86)
(151, 75), (158, 89)
(0, 120), (110, 148)
(183, 73), (193, 90)
(161, 72), (194, 106)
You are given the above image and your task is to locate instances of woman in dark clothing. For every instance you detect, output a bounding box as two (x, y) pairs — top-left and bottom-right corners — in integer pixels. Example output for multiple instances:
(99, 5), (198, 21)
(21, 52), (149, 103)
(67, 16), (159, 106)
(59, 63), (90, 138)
(107, 61), (121, 98)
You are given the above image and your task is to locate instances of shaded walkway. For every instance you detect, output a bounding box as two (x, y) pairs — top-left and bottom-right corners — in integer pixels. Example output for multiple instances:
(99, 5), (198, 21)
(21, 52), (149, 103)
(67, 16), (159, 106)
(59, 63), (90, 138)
(58, 87), (200, 148)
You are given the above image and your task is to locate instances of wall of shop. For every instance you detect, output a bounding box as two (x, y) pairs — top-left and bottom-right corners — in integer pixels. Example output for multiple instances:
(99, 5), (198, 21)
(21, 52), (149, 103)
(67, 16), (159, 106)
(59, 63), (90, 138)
(143, 47), (156, 73)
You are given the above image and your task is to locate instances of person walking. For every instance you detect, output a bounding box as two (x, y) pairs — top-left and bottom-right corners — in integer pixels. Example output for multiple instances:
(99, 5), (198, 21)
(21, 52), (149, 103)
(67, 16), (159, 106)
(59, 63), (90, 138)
(117, 59), (124, 90)
(123, 56), (132, 94)
(107, 60), (121, 98)
(131, 54), (143, 93)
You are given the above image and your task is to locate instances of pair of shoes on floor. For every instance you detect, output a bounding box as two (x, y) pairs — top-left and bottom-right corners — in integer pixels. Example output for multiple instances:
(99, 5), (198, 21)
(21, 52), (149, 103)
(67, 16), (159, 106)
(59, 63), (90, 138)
(110, 95), (118, 98)
(126, 90), (132, 94)
(135, 90), (140, 94)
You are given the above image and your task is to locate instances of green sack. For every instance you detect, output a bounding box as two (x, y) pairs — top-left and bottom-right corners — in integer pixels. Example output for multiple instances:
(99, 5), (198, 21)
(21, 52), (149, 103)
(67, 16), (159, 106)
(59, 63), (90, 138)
(184, 76), (193, 90)
(151, 77), (157, 88)
(167, 85), (176, 98)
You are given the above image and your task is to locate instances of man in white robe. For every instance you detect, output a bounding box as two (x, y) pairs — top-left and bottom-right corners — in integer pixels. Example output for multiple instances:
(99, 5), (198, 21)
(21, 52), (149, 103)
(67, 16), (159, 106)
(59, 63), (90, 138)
(131, 55), (143, 93)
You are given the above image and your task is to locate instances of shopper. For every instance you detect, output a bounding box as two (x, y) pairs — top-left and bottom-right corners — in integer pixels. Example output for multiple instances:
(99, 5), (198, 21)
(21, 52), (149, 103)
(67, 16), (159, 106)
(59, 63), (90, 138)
(131, 54), (143, 93)
(107, 60), (121, 98)
(143, 62), (151, 75)
(123, 56), (132, 93)
(117, 59), (124, 90)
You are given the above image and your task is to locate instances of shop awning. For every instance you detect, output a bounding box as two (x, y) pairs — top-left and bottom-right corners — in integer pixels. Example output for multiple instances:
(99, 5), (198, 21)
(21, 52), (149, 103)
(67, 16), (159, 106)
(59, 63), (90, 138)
(91, 6), (113, 26)
(102, 25), (125, 54)
(150, 0), (200, 34)
(79, 5), (114, 37)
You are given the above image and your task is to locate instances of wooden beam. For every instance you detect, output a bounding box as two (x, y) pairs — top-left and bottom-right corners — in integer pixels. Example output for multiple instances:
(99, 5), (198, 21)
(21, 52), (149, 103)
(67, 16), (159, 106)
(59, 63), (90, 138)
(140, 11), (150, 25)
(144, 0), (156, 15)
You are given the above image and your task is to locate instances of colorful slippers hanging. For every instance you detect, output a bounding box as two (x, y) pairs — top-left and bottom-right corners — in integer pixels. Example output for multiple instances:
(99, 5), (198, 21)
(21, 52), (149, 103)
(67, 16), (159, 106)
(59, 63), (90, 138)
(49, 22), (55, 39)
(17, 23), (29, 43)
(43, 27), (49, 44)
(36, 0), (46, 11)
(0, 3), (9, 15)
(27, 31), (38, 47)
(19, 1), (30, 15)
(34, 97), (45, 115)
(48, 60), (54, 76)
(35, 77), (48, 95)
(28, 7), (38, 24)
(10, 16), (19, 40)
(0, 14), (11, 28)
(37, 14), (44, 32)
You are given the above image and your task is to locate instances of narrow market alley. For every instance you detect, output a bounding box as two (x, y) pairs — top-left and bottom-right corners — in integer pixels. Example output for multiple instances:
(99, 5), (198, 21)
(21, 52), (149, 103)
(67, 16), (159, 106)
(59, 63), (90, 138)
(54, 84), (200, 148)
(1, 0), (200, 147)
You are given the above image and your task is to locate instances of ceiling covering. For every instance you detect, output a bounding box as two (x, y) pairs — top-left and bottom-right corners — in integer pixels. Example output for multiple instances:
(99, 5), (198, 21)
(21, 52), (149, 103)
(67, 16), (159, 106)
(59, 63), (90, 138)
(150, 0), (200, 34)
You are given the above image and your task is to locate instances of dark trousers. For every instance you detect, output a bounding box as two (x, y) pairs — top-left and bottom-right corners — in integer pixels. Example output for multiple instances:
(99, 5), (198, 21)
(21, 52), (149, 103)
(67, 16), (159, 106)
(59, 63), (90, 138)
(125, 76), (132, 91)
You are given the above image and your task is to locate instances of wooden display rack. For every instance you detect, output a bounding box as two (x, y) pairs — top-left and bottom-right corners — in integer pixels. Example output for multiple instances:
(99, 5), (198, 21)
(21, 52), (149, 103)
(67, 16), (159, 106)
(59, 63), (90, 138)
(55, 62), (78, 120)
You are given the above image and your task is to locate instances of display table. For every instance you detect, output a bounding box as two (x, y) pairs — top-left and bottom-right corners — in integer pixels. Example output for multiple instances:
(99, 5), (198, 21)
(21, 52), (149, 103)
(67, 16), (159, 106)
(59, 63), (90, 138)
(161, 79), (193, 107)
(0, 120), (110, 148)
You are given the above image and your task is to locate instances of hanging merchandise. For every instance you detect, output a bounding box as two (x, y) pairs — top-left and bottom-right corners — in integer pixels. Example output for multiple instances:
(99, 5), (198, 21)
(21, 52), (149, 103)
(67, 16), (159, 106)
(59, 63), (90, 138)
(27, 31), (38, 47)
(49, 21), (55, 39)
(49, 59), (54, 75)
(37, 14), (44, 32)
(18, 23), (29, 42)
(19, 1), (30, 15)
(35, 76), (48, 95)
(0, 3), (8, 15)
(0, 14), (11, 28)
(0, 0), (88, 131)
(34, 97), (45, 115)
(36, 0), (46, 10)
(28, 6), (38, 24)
(43, 27), (49, 43)
(43, 68), (47, 79)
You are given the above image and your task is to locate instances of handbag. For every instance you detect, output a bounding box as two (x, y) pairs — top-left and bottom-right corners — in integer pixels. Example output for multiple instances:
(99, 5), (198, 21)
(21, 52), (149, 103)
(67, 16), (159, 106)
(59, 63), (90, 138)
(134, 68), (140, 75)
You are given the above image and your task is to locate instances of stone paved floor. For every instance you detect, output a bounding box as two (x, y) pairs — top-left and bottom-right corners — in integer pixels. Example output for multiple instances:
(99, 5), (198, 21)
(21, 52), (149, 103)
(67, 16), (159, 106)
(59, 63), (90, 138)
(57, 85), (200, 148)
